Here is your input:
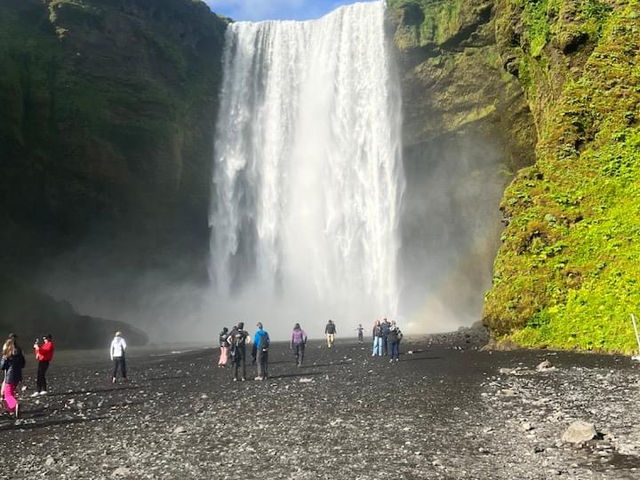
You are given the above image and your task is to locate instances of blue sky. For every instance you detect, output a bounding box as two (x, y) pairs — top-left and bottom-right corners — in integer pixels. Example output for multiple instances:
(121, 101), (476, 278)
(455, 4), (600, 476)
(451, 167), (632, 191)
(205, 0), (378, 21)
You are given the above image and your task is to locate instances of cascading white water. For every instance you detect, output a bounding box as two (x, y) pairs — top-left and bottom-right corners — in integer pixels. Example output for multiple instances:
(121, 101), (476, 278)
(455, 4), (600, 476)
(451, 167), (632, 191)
(210, 1), (404, 328)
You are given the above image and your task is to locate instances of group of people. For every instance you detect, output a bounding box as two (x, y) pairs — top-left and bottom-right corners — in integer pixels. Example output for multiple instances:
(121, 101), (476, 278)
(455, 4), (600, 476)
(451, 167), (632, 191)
(1, 332), (55, 418)
(371, 318), (403, 361)
(217, 322), (311, 381)
(215, 318), (403, 382)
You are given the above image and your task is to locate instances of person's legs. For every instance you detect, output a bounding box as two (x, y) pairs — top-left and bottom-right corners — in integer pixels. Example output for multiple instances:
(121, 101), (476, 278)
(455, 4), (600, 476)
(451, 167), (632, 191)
(383, 336), (388, 356)
(256, 349), (263, 379)
(294, 344), (300, 365)
(3, 383), (17, 411)
(113, 358), (120, 380)
(239, 348), (246, 380)
(391, 341), (399, 360)
(37, 361), (46, 392)
(233, 353), (240, 380)
(299, 343), (305, 366)
(121, 357), (127, 379)
(263, 350), (269, 378)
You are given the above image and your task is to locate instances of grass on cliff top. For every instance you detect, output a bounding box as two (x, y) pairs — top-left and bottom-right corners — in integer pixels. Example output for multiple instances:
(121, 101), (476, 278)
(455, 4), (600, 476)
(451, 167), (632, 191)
(484, 0), (640, 353)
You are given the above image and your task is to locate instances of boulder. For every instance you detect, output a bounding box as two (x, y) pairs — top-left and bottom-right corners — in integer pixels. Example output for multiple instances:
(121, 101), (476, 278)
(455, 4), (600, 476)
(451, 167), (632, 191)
(561, 421), (597, 444)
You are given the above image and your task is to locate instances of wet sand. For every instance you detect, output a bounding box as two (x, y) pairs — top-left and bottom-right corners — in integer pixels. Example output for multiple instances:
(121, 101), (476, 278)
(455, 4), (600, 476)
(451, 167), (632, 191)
(1, 336), (640, 479)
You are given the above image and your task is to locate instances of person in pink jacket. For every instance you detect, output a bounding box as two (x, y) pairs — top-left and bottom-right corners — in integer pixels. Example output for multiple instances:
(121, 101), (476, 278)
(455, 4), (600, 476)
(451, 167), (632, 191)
(290, 323), (307, 367)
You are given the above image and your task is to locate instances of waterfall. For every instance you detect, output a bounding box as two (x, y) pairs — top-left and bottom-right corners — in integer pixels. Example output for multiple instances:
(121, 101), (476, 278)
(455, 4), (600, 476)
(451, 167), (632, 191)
(209, 1), (404, 327)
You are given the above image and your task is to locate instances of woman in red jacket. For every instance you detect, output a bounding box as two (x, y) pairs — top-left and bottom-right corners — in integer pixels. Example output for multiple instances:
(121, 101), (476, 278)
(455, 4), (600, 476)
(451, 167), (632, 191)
(32, 334), (55, 396)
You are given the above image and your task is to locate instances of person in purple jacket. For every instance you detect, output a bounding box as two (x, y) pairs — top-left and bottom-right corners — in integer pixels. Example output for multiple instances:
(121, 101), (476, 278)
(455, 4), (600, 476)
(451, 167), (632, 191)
(290, 323), (308, 367)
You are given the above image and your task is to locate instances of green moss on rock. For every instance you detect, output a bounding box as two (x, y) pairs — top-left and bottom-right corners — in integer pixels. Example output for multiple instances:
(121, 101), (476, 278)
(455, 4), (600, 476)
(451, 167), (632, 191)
(485, 0), (640, 353)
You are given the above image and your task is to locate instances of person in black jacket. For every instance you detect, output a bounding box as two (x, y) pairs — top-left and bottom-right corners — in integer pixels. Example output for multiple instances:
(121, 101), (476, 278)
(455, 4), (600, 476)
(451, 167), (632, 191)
(325, 320), (336, 348)
(227, 323), (250, 381)
(381, 318), (391, 356)
(1, 334), (25, 417)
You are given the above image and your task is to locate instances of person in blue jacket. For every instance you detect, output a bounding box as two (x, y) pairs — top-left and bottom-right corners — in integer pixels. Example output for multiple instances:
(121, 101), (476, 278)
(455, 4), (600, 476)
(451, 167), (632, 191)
(253, 323), (270, 381)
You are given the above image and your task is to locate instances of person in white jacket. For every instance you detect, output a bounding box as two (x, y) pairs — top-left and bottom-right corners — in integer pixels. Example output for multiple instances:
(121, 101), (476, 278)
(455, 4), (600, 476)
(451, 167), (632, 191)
(110, 331), (127, 384)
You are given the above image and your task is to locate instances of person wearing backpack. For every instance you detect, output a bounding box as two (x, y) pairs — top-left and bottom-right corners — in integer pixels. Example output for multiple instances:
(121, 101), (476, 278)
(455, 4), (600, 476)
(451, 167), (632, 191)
(227, 323), (250, 381)
(388, 321), (403, 362)
(1, 335), (25, 417)
(290, 323), (307, 367)
(218, 327), (230, 368)
(253, 323), (270, 381)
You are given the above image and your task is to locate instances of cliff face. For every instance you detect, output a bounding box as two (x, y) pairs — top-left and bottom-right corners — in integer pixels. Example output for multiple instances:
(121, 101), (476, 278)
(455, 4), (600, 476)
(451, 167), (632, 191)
(0, 0), (227, 282)
(390, 0), (639, 352)
(0, 0), (227, 341)
(387, 0), (537, 326)
(486, 0), (640, 352)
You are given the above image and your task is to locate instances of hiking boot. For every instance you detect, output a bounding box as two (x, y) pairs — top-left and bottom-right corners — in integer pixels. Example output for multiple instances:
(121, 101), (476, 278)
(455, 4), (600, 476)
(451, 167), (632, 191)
(233, 377), (238, 382)
(254, 376), (263, 381)
(241, 378), (246, 382)
(39, 390), (48, 396)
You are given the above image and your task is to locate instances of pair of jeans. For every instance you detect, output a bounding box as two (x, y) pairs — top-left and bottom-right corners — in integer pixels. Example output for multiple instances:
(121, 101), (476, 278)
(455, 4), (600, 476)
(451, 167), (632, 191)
(390, 341), (400, 360)
(218, 346), (229, 366)
(233, 347), (247, 380)
(372, 337), (383, 356)
(256, 349), (268, 378)
(113, 356), (127, 378)
(382, 335), (389, 355)
(37, 360), (50, 392)
(293, 343), (305, 365)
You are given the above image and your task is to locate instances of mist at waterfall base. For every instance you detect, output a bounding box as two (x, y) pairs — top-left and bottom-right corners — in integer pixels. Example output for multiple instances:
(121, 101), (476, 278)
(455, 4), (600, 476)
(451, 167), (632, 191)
(35, 1), (506, 343)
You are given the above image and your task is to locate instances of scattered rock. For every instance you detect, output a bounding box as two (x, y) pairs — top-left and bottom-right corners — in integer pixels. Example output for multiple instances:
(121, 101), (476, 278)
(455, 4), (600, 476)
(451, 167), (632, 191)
(536, 360), (556, 372)
(299, 378), (313, 383)
(45, 456), (55, 467)
(112, 467), (131, 477)
(173, 426), (187, 434)
(561, 421), (597, 444)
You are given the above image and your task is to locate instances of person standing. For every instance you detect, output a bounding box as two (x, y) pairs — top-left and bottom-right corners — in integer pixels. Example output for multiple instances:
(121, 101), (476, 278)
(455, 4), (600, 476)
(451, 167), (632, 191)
(388, 321), (402, 362)
(356, 324), (364, 343)
(218, 327), (230, 368)
(32, 334), (55, 396)
(110, 331), (127, 384)
(253, 323), (270, 381)
(372, 320), (383, 356)
(325, 320), (336, 348)
(381, 318), (391, 356)
(290, 323), (307, 367)
(1, 336), (25, 417)
(227, 322), (250, 382)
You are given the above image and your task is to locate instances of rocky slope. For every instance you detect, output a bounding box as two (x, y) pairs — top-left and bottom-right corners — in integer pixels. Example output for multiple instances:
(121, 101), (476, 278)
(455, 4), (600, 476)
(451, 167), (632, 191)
(389, 0), (639, 353)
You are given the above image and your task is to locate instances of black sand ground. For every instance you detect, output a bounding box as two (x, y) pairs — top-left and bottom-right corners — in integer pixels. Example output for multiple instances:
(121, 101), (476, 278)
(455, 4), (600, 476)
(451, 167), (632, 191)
(1, 334), (640, 479)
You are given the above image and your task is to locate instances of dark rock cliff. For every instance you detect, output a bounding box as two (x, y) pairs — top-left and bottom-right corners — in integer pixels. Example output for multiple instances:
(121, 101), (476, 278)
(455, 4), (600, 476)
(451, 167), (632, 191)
(0, 0), (227, 341)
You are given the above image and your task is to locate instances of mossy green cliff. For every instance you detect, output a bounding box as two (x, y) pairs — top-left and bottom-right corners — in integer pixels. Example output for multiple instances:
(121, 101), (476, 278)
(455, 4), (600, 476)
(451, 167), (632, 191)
(390, 0), (639, 352)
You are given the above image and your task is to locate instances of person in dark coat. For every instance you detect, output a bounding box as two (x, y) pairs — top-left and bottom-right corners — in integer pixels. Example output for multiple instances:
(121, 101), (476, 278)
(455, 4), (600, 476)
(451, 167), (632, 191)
(388, 321), (403, 362)
(381, 318), (391, 356)
(1, 335), (25, 417)
(227, 323), (250, 382)
(325, 320), (336, 348)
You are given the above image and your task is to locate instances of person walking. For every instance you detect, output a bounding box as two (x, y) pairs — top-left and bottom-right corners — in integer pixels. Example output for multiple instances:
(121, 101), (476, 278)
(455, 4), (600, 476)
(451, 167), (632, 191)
(253, 323), (270, 381)
(388, 321), (403, 362)
(325, 320), (336, 348)
(227, 323), (250, 382)
(32, 334), (55, 396)
(356, 324), (364, 343)
(381, 318), (391, 356)
(110, 331), (127, 384)
(290, 323), (307, 367)
(1, 336), (25, 417)
(218, 327), (230, 368)
(372, 320), (383, 356)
